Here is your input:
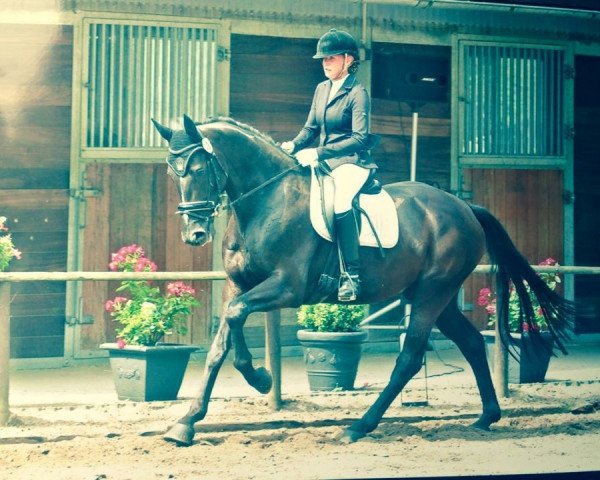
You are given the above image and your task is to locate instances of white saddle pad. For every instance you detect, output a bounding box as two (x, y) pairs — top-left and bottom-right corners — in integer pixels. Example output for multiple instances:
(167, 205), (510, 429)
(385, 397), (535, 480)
(309, 168), (399, 249)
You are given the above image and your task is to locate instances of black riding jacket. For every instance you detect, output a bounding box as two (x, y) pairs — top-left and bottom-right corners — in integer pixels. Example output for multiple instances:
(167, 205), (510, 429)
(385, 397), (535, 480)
(292, 74), (377, 170)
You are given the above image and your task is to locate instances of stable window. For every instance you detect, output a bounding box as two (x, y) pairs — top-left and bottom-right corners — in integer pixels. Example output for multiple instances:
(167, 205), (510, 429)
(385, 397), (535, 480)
(83, 21), (219, 150)
(460, 43), (566, 159)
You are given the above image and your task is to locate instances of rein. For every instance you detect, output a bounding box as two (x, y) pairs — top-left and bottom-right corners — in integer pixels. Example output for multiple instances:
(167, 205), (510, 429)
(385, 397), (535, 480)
(226, 163), (301, 210)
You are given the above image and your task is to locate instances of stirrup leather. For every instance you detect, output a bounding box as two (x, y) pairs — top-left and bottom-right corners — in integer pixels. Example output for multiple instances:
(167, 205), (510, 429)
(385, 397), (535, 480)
(338, 273), (361, 302)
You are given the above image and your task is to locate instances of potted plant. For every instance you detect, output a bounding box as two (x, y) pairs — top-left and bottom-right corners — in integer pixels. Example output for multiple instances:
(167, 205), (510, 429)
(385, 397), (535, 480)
(296, 303), (368, 391)
(477, 257), (561, 383)
(100, 244), (199, 401)
(0, 216), (22, 272)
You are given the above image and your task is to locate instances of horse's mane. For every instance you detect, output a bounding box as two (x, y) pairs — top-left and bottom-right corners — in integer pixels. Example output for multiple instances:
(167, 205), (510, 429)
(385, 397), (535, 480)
(200, 116), (280, 149)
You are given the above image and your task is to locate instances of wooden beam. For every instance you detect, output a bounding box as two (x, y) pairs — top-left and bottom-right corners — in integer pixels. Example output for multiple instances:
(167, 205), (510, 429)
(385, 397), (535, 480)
(265, 310), (282, 411)
(0, 282), (10, 425)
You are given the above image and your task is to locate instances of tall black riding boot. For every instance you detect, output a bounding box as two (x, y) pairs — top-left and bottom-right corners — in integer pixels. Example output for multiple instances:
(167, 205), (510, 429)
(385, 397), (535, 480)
(335, 211), (361, 302)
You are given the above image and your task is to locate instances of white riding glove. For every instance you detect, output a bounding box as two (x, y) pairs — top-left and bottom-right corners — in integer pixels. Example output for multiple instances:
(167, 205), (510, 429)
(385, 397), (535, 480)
(281, 141), (295, 154)
(295, 148), (319, 168)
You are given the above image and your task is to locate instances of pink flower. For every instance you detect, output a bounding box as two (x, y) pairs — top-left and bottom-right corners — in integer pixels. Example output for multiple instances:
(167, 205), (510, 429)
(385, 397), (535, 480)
(105, 299), (115, 312)
(12, 248), (22, 260)
(116, 338), (127, 349)
(117, 244), (143, 257)
(134, 257), (157, 272)
(539, 257), (557, 266)
(485, 304), (496, 316)
(477, 287), (491, 306)
(167, 281), (196, 297)
(105, 296), (127, 312)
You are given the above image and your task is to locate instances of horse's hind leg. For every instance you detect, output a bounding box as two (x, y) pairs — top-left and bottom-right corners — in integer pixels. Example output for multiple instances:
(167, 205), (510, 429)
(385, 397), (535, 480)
(435, 298), (501, 430)
(340, 299), (440, 443)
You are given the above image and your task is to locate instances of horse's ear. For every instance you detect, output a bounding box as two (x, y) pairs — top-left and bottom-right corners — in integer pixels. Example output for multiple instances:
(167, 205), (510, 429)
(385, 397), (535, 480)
(183, 114), (202, 143)
(151, 118), (173, 142)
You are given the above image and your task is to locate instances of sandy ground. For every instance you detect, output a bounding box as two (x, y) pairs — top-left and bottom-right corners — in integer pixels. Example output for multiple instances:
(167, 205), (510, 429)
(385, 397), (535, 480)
(1, 378), (599, 480)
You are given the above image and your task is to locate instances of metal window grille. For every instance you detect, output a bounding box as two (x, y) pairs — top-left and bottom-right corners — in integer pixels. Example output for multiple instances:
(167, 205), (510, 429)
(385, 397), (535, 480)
(86, 22), (218, 148)
(461, 44), (564, 157)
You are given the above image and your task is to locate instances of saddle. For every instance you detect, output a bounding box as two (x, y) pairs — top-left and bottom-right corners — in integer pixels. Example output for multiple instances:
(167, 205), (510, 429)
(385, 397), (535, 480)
(309, 165), (399, 251)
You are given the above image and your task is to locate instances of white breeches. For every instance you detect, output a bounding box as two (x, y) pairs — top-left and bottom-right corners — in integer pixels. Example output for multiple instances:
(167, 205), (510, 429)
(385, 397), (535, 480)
(330, 163), (370, 214)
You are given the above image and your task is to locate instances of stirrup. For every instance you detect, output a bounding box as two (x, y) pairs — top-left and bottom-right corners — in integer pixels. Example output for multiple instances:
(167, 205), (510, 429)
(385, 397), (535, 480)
(338, 274), (360, 302)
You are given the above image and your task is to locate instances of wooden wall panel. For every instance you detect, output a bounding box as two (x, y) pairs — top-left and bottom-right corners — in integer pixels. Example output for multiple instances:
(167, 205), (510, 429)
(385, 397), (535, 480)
(0, 23), (72, 358)
(463, 169), (564, 329)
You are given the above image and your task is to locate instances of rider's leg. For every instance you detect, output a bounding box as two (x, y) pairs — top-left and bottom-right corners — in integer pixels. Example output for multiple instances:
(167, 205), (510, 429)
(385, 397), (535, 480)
(331, 164), (369, 301)
(335, 210), (361, 301)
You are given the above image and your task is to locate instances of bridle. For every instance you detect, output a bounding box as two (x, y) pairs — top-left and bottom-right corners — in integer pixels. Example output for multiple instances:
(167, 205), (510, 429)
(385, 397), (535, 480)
(168, 142), (227, 223)
(167, 140), (301, 221)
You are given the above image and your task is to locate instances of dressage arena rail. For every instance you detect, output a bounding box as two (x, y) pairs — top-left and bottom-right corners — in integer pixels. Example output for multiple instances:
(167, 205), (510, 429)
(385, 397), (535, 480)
(1, 265), (599, 425)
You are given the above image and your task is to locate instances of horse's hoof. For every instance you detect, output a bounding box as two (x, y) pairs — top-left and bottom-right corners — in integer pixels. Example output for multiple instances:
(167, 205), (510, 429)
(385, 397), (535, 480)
(164, 423), (195, 446)
(471, 410), (501, 431)
(253, 367), (273, 394)
(338, 428), (366, 444)
(471, 419), (491, 431)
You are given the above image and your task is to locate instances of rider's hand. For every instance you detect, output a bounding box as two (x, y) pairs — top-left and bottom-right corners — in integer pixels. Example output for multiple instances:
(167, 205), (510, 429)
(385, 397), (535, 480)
(295, 148), (318, 168)
(281, 141), (295, 154)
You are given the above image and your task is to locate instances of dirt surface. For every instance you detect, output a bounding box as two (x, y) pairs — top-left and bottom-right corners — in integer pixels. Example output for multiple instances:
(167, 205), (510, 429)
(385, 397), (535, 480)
(1, 380), (599, 480)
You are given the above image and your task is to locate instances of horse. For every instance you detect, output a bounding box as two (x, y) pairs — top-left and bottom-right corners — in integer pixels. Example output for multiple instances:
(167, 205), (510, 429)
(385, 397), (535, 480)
(151, 114), (575, 446)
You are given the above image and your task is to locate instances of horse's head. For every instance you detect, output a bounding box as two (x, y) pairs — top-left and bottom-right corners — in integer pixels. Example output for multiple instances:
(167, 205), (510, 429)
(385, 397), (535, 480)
(152, 114), (227, 246)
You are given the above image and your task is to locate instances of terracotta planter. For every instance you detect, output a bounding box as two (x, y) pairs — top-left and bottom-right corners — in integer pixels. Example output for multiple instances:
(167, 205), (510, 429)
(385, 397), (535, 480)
(481, 330), (553, 384)
(100, 343), (198, 401)
(297, 329), (368, 391)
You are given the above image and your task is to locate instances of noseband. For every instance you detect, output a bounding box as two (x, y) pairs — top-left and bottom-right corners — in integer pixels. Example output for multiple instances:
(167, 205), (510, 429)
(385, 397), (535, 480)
(168, 141), (227, 222)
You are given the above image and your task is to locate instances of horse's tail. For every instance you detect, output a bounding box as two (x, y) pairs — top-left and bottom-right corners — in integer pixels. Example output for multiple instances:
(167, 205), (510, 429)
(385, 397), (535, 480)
(469, 204), (575, 355)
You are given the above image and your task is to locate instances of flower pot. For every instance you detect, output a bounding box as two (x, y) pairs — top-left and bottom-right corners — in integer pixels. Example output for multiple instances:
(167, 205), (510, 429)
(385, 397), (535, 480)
(297, 329), (368, 391)
(481, 331), (553, 384)
(100, 343), (198, 401)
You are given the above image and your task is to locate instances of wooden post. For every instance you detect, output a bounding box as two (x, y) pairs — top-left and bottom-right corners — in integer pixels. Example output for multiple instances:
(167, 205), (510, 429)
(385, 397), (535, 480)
(264, 310), (282, 410)
(493, 319), (509, 398)
(0, 282), (11, 425)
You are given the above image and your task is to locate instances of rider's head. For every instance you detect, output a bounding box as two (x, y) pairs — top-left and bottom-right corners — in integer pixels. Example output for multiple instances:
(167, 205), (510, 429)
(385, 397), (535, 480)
(313, 29), (360, 79)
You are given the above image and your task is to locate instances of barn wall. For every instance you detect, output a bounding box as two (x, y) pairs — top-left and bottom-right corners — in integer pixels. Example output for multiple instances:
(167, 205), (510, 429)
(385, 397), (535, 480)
(0, 24), (73, 358)
(574, 55), (600, 333)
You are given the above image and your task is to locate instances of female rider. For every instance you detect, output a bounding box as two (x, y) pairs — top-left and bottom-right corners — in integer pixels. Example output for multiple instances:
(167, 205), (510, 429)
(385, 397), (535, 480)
(281, 28), (376, 302)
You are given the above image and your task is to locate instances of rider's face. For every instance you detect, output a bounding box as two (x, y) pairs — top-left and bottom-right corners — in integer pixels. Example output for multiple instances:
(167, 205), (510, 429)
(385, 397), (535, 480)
(322, 54), (352, 81)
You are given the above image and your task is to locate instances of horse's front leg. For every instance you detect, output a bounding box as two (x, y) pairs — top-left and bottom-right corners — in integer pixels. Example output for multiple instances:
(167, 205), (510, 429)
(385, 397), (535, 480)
(163, 280), (237, 446)
(226, 271), (299, 394)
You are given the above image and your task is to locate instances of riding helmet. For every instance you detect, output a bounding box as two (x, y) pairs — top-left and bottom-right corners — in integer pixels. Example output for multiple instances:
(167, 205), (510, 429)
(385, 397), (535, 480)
(313, 28), (359, 59)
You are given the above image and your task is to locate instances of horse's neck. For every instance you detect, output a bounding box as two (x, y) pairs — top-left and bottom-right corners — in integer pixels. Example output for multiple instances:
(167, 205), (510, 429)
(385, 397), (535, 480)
(205, 124), (306, 225)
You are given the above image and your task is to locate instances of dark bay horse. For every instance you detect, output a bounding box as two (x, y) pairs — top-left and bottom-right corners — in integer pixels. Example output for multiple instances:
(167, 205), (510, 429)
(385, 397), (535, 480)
(152, 114), (574, 446)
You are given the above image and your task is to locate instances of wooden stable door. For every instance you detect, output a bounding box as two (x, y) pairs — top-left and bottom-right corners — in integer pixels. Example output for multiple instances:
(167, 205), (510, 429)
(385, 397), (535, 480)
(463, 169), (564, 329)
(74, 163), (213, 358)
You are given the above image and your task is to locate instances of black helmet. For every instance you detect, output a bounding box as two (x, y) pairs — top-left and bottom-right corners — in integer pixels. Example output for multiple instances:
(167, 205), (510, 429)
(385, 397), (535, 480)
(313, 29), (359, 59)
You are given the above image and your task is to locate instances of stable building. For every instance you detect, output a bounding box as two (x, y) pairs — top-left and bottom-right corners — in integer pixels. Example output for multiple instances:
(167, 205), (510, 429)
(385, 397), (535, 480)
(1, 0), (599, 365)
